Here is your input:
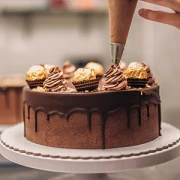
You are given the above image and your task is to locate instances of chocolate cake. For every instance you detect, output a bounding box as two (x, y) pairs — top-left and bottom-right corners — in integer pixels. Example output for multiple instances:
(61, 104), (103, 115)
(23, 0), (162, 150)
(23, 63), (161, 149)
(0, 76), (25, 124)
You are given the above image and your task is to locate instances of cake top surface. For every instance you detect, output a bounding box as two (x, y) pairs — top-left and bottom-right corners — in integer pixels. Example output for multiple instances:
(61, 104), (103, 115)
(25, 84), (159, 96)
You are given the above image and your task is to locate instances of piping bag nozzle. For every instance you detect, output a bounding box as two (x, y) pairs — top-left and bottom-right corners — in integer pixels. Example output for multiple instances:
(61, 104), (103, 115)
(111, 43), (124, 65)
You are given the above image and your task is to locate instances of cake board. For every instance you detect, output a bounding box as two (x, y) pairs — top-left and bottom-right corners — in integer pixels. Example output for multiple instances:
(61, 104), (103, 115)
(0, 122), (180, 180)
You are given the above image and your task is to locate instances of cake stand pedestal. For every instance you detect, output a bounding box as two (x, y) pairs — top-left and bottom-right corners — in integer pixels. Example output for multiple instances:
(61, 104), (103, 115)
(0, 123), (180, 180)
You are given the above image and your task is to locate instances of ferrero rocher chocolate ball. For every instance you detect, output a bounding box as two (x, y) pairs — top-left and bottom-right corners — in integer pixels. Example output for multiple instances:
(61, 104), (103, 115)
(85, 62), (104, 77)
(73, 68), (96, 83)
(26, 65), (47, 81)
(125, 62), (148, 79)
(73, 68), (99, 92)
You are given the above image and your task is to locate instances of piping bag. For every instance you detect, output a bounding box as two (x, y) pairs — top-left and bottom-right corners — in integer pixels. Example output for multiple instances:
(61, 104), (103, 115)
(108, 0), (138, 65)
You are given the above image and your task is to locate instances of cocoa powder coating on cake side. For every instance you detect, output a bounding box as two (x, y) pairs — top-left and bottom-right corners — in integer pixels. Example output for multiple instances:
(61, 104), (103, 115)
(23, 86), (161, 149)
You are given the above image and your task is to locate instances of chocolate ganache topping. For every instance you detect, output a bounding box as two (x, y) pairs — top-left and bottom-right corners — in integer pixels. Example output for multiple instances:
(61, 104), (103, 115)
(142, 63), (155, 85)
(104, 65), (127, 90)
(43, 67), (67, 92)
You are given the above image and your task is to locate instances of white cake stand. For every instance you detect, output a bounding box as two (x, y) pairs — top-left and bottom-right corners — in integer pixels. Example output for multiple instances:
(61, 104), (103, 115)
(0, 125), (12, 134)
(0, 122), (180, 180)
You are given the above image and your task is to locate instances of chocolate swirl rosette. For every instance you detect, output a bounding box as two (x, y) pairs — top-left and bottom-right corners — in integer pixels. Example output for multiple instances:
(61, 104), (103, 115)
(43, 67), (67, 92)
(125, 62), (148, 88)
(104, 65), (127, 91)
(142, 63), (156, 85)
(26, 65), (47, 88)
(72, 68), (100, 92)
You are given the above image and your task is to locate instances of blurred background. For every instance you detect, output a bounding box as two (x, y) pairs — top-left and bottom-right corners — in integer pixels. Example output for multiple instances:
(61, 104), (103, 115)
(0, 0), (179, 179)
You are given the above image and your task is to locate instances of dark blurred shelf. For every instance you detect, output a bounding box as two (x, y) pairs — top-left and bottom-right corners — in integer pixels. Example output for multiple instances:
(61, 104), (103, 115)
(1, 9), (108, 17)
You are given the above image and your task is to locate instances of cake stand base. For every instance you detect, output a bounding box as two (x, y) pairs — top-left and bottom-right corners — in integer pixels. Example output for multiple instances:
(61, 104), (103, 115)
(0, 154), (16, 166)
(0, 122), (180, 179)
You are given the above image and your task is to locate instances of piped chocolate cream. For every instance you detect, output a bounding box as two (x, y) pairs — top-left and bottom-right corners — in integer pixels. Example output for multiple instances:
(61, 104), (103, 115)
(104, 65), (127, 91)
(43, 67), (67, 92)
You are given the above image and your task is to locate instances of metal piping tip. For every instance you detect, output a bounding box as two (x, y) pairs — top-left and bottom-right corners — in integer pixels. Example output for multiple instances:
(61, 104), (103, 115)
(111, 43), (124, 65)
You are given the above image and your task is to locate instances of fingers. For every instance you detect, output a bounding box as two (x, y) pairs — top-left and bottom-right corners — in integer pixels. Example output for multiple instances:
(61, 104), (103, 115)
(141, 0), (180, 13)
(139, 8), (180, 29)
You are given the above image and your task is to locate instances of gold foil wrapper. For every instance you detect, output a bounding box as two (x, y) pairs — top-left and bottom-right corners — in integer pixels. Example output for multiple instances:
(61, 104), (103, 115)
(85, 62), (104, 76)
(73, 68), (96, 82)
(125, 67), (148, 79)
(26, 65), (47, 81)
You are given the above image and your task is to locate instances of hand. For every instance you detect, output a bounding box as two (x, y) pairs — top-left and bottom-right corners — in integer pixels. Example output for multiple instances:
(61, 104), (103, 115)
(138, 0), (180, 29)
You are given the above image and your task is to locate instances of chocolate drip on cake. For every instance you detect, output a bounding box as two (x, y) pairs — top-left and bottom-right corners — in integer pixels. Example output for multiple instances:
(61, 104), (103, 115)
(23, 101), (26, 136)
(23, 86), (161, 149)
(35, 109), (43, 132)
(146, 104), (150, 117)
(158, 104), (162, 136)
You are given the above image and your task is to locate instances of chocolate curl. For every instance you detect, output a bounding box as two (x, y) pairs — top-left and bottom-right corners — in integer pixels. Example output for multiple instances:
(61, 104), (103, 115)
(108, 0), (138, 45)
